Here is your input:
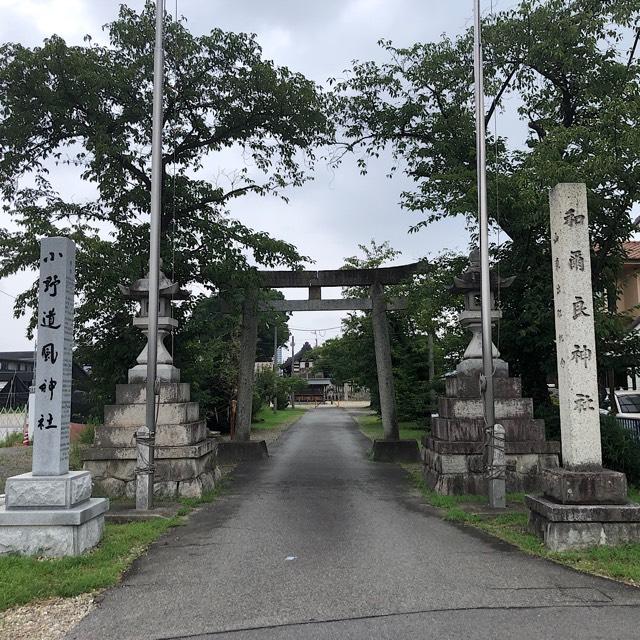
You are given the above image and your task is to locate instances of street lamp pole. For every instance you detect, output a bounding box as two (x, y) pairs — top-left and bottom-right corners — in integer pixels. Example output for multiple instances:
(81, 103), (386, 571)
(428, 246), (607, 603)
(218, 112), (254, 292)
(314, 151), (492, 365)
(473, 0), (505, 508)
(140, 0), (165, 510)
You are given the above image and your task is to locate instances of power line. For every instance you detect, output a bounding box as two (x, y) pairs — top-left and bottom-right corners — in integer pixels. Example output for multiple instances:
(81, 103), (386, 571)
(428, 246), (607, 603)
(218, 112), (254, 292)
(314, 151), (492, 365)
(0, 288), (16, 299)
(289, 326), (342, 332)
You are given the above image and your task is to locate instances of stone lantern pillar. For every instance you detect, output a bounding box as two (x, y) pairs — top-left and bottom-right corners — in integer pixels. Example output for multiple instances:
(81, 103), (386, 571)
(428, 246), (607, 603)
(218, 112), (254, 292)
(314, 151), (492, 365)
(119, 266), (183, 383)
(452, 249), (513, 377)
(422, 251), (560, 495)
(82, 268), (220, 499)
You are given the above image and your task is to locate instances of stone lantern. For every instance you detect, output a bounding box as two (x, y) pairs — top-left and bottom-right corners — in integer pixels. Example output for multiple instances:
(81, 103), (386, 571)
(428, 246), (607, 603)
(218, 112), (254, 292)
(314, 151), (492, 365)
(119, 265), (187, 383)
(422, 250), (559, 495)
(451, 249), (514, 376)
(82, 265), (220, 499)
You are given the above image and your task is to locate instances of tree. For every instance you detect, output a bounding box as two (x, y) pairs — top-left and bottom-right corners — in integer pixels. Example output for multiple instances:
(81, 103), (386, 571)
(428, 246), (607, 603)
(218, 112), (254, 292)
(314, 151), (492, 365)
(332, 0), (640, 406)
(0, 3), (331, 410)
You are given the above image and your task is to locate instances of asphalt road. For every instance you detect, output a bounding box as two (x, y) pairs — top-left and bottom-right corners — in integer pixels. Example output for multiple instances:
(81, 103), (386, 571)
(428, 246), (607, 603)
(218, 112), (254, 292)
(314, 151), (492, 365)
(67, 408), (640, 640)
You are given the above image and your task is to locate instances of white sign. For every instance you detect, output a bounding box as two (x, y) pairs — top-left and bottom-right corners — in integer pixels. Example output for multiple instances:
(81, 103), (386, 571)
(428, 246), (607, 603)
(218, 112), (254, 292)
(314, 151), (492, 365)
(32, 237), (75, 476)
(550, 183), (602, 468)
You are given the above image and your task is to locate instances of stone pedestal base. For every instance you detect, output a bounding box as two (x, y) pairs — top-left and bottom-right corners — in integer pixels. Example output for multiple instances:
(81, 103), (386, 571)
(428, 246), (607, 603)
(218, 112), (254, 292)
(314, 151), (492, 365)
(5, 471), (93, 508)
(217, 440), (269, 464)
(0, 497), (108, 557)
(371, 439), (420, 463)
(542, 468), (627, 505)
(526, 495), (640, 551)
(526, 467), (640, 550)
(423, 439), (560, 495)
(423, 372), (559, 495)
(128, 363), (180, 383)
(83, 382), (220, 500)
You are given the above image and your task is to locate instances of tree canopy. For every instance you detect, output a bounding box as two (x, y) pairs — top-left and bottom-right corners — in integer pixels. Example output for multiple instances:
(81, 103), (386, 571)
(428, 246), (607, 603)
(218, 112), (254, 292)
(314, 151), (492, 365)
(332, 0), (640, 404)
(0, 2), (330, 410)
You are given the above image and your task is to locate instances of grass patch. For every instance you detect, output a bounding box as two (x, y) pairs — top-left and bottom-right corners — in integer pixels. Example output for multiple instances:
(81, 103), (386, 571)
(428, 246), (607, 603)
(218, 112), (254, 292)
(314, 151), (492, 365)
(357, 414), (427, 443)
(0, 517), (177, 612)
(251, 407), (308, 432)
(0, 475), (232, 613)
(404, 464), (640, 585)
(0, 431), (23, 448)
(178, 477), (229, 509)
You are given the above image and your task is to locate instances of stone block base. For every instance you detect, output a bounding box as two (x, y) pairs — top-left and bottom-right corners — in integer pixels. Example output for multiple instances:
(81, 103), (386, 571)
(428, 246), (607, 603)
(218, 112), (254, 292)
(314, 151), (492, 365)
(217, 440), (269, 464)
(371, 439), (420, 463)
(542, 468), (627, 505)
(87, 381), (220, 501)
(423, 447), (559, 495)
(83, 438), (220, 499)
(0, 498), (109, 557)
(526, 495), (640, 551)
(5, 471), (92, 509)
(86, 459), (220, 500)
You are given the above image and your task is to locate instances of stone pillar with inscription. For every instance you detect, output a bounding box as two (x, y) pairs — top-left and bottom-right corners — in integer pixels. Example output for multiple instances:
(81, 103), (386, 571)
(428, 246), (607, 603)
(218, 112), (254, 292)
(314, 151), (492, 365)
(527, 184), (640, 551)
(0, 237), (108, 557)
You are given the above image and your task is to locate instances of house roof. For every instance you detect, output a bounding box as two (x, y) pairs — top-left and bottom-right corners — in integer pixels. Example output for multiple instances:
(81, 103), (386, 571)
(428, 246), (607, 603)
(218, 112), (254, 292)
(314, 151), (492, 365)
(282, 342), (314, 369)
(0, 351), (34, 362)
(623, 241), (640, 261)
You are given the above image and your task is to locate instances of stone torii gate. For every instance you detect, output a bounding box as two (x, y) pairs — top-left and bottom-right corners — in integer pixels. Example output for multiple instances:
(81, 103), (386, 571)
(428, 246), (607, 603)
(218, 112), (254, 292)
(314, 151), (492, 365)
(232, 263), (424, 462)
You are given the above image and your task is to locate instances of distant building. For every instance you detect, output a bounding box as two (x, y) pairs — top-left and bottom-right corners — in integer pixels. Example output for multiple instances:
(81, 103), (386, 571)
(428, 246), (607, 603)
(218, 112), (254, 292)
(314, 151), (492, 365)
(614, 242), (640, 389)
(281, 341), (369, 403)
(0, 350), (91, 417)
(0, 350), (35, 408)
(254, 361), (274, 374)
(617, 241), (640, 322)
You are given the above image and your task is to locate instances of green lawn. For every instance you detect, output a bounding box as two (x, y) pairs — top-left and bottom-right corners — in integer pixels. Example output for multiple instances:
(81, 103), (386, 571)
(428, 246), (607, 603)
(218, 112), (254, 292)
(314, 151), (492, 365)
(0, 481), (228, 613)
(404, 464), (640, 586)
(251, 407), (308, 432)
(357, 413), (427, 443)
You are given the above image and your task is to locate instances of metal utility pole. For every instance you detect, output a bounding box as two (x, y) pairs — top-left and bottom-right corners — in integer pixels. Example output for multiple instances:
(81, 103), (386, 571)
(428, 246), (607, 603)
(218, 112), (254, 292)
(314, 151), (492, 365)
(427, 333), (436, 413)
(273, 325), (278, 412)
(473, 0), (505, 508)
(139, 0), (164, 510)
(290, 334), (296, 409)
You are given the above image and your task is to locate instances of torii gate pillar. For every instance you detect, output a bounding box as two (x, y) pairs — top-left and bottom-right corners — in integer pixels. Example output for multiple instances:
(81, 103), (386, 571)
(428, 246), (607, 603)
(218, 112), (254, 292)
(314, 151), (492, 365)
(370, 283), (399, 440)
(235, 295), (258, 442)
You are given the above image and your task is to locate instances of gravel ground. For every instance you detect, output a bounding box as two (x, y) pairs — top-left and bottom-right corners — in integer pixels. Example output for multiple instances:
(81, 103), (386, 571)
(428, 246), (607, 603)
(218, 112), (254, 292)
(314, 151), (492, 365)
(0, 446), (32, 492)
(0, 594), (95, 640)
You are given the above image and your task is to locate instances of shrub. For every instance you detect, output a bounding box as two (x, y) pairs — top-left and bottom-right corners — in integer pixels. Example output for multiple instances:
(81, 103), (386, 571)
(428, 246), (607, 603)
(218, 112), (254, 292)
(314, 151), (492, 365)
(0, 431), (23, 447)
(600, 416), (640, 486)
(78, 423), (96, 445)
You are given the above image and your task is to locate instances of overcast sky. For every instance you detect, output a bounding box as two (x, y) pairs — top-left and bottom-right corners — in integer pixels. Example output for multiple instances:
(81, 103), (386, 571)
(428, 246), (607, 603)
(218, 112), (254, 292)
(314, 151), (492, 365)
(0, 0), (525, 355)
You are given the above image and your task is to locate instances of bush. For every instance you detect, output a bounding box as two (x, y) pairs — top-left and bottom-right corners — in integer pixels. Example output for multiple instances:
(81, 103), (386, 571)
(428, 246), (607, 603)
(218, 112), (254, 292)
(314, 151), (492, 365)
(78, 423), (96, 445)
(0, 431), (23, 447)
(534, 402), (561, 441)
(600, 416), (640, 486)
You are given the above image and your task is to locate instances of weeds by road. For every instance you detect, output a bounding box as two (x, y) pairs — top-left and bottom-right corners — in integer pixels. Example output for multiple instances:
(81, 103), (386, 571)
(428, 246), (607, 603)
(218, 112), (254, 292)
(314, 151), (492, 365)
(357, 413), (427, 443)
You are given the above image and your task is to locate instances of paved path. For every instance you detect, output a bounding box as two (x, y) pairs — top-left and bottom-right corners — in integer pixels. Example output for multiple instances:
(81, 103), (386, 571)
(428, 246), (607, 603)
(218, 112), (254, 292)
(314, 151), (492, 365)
(68, 408), (640, 640)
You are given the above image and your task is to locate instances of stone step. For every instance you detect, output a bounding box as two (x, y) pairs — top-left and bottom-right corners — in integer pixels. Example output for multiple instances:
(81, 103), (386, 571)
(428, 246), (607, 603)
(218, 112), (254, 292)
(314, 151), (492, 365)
(115, 383), (191, 405)
(84, 447), (217, 483)
(445, 375), (522, 399)
(81, 437), (216, 462)
(94, 420), (209, 448)
(425, 436), (560, 456)
(432, 417), (546, 443)
(104, 401), (200, 428)
(437, 397), (533, 420)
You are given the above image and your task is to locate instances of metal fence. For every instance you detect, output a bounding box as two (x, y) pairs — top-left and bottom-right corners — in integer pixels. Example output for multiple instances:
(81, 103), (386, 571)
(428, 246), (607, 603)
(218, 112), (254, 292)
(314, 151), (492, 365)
(616, 417), (640, 442)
